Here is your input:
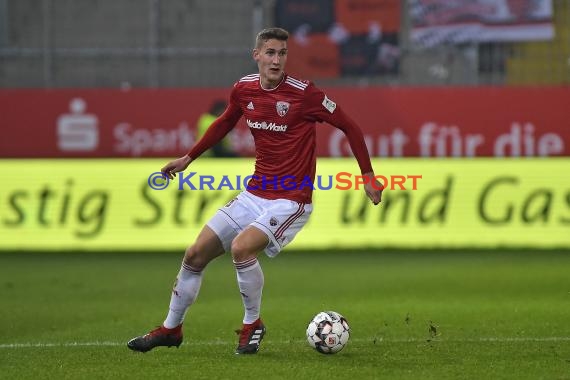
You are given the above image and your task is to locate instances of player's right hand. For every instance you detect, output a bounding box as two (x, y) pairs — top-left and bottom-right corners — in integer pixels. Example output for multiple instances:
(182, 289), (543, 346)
(362, 171), (383, 205)
(161, 155), (192, 179)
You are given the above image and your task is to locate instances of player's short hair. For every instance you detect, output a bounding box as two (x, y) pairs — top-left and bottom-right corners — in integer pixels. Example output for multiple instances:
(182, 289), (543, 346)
(255, 27), (289, 48)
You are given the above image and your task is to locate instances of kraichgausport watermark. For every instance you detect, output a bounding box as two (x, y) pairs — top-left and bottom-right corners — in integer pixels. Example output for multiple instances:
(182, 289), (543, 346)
(147, 172), (422, 191)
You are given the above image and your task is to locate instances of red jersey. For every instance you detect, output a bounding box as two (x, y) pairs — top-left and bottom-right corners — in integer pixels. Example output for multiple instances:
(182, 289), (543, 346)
(187, 73), (372, 204)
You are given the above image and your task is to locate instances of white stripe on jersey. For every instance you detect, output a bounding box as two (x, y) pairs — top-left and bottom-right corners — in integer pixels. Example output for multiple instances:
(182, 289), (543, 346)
(285, 77), (308, 91)
(239, 74), (260, 82)
(284, 79), (306, 91)
(285, 76), (307, 88)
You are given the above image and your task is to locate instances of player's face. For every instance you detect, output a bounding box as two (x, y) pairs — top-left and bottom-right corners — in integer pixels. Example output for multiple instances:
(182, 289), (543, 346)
(254, 39), (288, 89)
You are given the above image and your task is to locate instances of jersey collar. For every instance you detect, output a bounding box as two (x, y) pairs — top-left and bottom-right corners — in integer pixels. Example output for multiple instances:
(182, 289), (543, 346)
(259, 73), (286, 92)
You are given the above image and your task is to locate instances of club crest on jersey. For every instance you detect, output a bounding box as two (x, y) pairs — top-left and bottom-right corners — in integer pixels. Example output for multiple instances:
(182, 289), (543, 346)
(276, 101), (290, 117)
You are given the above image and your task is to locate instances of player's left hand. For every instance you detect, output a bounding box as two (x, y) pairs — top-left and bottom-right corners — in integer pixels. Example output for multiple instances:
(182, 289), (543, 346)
(363, 172), (383, 205)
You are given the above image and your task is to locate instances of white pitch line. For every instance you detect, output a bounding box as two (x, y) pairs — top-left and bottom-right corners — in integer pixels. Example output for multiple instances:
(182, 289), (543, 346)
(372, 337), (570, 343)
(1, 337), (569, 349)
(0, 340), (227, 349)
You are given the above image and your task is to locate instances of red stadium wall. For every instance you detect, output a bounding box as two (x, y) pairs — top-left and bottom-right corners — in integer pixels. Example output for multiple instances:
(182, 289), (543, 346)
(0, 87), (568, 158)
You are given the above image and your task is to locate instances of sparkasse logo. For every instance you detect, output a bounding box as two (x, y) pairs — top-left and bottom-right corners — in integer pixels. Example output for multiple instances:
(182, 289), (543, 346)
(57, 98), (99, 152)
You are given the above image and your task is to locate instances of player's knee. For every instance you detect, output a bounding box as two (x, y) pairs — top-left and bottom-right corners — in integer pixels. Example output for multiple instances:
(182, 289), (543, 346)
(230, 240), (255, 262)
(183, 245), (208, 270)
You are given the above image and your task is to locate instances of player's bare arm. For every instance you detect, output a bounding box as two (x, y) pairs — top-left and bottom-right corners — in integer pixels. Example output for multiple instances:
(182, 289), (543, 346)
(161, 155), (192, 179)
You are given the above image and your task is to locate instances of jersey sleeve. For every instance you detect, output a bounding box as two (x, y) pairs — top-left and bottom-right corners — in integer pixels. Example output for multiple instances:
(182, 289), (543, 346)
(304, 84), (374, 174)
(186, 84), (243, 160)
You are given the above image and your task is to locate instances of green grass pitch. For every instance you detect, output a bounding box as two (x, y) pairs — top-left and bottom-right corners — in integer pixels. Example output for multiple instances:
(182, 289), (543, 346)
(1, 250), (569, 379)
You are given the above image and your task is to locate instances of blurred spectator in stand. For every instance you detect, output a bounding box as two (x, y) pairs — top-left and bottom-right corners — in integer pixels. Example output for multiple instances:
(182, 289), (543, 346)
(197, 100), (238, 157)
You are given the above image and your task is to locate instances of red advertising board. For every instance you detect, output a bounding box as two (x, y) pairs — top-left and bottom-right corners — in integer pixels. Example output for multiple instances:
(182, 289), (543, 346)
(322, 86), (569, 157)
(335, 0), (401, 34)
(0, 87), (568, 157)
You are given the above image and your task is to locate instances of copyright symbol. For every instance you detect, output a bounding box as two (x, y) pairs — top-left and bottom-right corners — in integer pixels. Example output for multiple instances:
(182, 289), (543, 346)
(148, 172), (169, 190)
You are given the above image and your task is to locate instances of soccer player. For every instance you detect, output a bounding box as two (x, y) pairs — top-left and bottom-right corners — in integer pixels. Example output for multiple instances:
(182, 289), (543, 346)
(127, 27), (382, 355)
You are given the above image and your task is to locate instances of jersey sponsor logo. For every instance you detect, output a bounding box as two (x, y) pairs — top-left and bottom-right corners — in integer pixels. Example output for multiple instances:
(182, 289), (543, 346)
(246, 119), (288, 132)
(247, 101), (254, 110)
(276, 101), (290, 117)
(322, 95), (337, 114)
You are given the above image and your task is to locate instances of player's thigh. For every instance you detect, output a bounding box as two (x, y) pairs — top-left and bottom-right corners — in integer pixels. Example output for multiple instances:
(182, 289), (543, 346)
(205, 192), (259, 254)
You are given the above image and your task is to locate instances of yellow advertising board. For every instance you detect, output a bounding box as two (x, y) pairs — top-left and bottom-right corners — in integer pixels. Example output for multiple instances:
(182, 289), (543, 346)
(0, 159), (568, 250)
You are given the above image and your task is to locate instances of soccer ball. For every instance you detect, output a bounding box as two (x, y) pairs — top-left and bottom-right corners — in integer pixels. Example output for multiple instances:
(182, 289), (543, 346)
(306, 311), (350, 354)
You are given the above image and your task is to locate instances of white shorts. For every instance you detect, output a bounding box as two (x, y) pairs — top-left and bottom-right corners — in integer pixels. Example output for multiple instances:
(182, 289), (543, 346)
(207, 191), (312, 257)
